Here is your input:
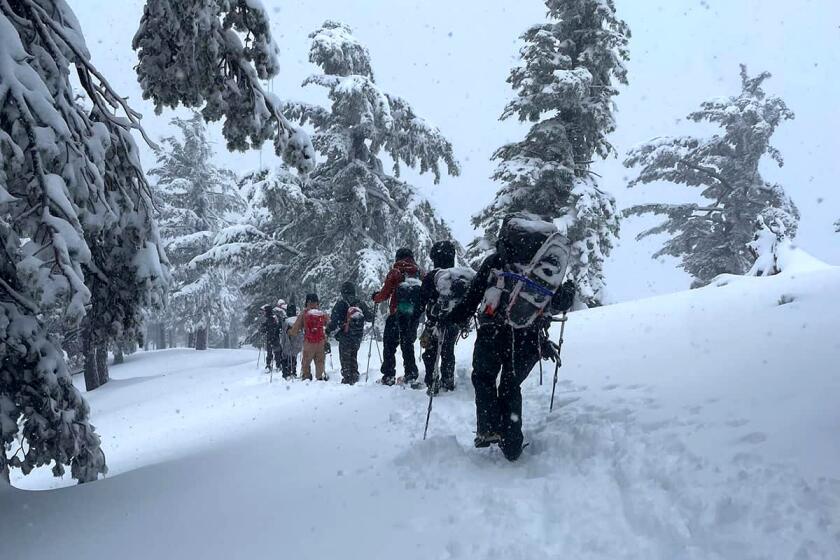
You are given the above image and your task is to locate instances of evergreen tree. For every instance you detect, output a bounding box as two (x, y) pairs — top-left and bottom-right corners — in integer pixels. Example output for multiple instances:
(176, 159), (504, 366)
(0, 0), (168, 482)
(151, 114), (244, 350)
(624, 65), (798, 287)
(2, 0), (308, 483)
(133, 0), (315, 174)
(471, 0), (629, 306)
(206, 21), (460, 320)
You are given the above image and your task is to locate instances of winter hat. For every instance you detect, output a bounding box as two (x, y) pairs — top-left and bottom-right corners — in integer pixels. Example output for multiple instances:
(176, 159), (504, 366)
(395, 247), (414, 262)
(276, 298), (287, 309)
(287, 304), (298, 316)
(340, 281), (356, 297)
(430, 240), (456, 269)
(305, 293), (319, 305)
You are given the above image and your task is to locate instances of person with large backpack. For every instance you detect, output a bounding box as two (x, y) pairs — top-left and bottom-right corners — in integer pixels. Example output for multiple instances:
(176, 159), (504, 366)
(260, 304), (282, 372)
(372, 247), (423, 386)
(419, 240), (473, 394)
(280, 303), (303, 379)
(327, 281), (373, 385)
(289, 294), (329, 381)
(448, 212), (576, 461)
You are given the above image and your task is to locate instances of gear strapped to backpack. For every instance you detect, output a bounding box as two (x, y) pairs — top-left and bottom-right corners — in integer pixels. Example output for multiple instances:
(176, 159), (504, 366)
(343, 305), (365, 336)
(395, 271), (422, 318)
(480, 214), (571, 329)
(430, 266), (476, 324)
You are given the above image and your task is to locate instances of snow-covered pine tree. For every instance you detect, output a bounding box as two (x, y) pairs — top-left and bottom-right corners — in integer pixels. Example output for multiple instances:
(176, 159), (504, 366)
(624, 65), (798, 287)
(133, 0), (315, 174)
(151, 114), (244, 350)
(471, 0), (629, 306)
(217, 21), (459, 309)
(0, 0), (173, 482)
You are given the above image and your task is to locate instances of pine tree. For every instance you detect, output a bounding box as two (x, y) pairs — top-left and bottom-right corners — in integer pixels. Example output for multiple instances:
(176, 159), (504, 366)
(133, 0), (315, 174)
(2, 0), (309, 483)
(472, 0), (629, 306)
(151, 114), (244, 350)
(207, 21), (460, 318)
(624, 65), (798, 287)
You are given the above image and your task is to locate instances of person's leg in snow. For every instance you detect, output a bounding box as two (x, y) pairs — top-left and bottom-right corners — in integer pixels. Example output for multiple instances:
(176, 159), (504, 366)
(380, 314), (399, 384)
(497, 328), (540, 461)
(471, 323), (505, 445)
(397, 313), (420, 384)
(301, 343), (315, 380)
(421, 328), (440, 388)
(314, 342), (326, 380)
(440, 323), (459, 391)
(339, 337), (362, 384)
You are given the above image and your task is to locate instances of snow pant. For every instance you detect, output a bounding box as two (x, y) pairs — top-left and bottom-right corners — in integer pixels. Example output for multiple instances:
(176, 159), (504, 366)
(338, 336), (363, 384)
(422, 323), (459, 388)
(471, 323), (540, 460)
(281, 351), (298, 378)
(265, 345), (281, 370)
(301, 341), (326, 380)
(381, 313), (419, 382)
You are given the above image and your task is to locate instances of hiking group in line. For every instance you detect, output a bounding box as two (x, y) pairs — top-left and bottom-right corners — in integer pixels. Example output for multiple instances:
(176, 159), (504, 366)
(260, 212), (576, 461)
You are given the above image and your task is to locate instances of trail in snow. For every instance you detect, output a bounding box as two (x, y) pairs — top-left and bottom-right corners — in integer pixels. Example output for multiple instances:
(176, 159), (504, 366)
(4, 268), (840, 559)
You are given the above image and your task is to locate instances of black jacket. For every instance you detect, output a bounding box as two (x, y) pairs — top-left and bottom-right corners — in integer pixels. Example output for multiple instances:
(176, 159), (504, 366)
(327, 297), (373, 341)
(448, 253), (574, 327)
(262, 314), (281, 348)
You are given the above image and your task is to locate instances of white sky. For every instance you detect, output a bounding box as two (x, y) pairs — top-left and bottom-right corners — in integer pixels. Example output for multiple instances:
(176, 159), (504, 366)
(74, 0), (840, 302)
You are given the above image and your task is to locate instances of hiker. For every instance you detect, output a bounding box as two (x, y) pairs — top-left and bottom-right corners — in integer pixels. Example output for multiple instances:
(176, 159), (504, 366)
(260, 304), (281, 372)
(372, 248), (423, 386)
(448, 213), (576, 461)
(327, 281), (373, 385)
(281, 303), (303, 379)
(290, 294), (329, 381)
(419, 240), (471, 394)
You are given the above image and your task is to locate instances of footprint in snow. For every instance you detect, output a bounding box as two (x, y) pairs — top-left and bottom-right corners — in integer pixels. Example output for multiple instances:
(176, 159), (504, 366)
(726, 418), (750, 428)
(602, 383), (619, 391)
(735, 432), (767, 445)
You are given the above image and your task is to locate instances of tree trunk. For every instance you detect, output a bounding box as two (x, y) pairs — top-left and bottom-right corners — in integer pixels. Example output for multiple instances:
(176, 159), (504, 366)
(195, 327), (207, 351)
(223, 331), (231, 349)
(187, 331), (195, 348)
(156, 323), (166, 350)
(113, 344), (125, 364)
(82, 321), (100, 392)
(96, 344), (109, 386)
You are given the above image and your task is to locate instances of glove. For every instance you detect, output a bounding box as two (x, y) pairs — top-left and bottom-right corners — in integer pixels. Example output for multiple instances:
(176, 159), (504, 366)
(371, 291), (379, 302)
(540, 338), (559, 362)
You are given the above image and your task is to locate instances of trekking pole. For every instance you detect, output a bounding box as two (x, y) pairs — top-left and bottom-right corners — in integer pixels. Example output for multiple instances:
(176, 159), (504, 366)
(539, 350), (544, 386)
(549, 312), (568, 413)
(269, 356), (274, 384)
(257, 345), (262, 370)
(365, 325), (375, 383)
(423, 327), (444, 440)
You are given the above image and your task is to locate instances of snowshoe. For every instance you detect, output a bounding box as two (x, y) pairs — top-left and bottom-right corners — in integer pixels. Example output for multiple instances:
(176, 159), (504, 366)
(408, 378), (424, 390)
(379, 376), (396, 386)
(505, 232), (571, 329)
(473, 432), (502, 448)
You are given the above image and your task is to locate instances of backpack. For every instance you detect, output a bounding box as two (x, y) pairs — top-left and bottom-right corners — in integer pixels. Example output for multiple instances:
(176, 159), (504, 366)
(480, 214), (571, 329)
(395, 271), (422, 318)
(343, 305), (366, 337)
(303, 309), (328, 344)
(283, 316), (303, 355)
(430, 267), (475, 323)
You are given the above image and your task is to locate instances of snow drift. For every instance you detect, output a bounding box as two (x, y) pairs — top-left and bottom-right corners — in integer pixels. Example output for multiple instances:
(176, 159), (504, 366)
(3, 265), (839, 559)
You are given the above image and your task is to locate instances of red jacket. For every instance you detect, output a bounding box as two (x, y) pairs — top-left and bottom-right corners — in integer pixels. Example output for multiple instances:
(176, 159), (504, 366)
(373, 258), (422, 315)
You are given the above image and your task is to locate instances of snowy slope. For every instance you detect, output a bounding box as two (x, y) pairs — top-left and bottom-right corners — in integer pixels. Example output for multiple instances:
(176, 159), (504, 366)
(4, 267), (840, 559)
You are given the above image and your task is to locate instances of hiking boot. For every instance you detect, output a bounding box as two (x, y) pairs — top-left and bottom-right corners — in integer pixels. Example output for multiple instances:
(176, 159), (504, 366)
(441, 379), (455, 392)
(473, 432), (502, 448)
(380, 375), (396, 386)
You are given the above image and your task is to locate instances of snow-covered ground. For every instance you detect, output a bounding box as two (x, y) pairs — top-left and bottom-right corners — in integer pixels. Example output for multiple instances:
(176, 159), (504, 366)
(4, 266), (840, 559)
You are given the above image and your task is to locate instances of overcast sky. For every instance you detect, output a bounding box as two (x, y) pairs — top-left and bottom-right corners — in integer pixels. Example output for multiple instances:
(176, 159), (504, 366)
(75, 0), (840, 302)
